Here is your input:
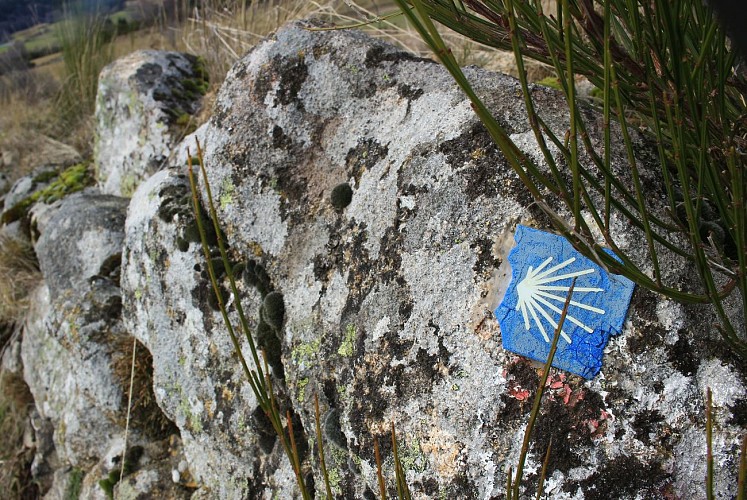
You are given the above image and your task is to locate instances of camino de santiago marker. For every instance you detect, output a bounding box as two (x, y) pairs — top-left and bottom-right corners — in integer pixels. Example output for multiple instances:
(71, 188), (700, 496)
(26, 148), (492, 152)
(495, 225), (636, 379)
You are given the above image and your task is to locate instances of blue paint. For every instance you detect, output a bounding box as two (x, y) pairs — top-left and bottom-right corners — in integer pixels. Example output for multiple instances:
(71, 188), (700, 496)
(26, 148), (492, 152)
(495, 225), (635, 378)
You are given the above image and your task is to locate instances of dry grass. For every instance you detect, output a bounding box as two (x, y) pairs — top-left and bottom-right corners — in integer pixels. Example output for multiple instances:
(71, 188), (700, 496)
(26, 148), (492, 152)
(0, 371), (36, 500)
(0, 0), (536, 180)
(0, 235), (41, 325)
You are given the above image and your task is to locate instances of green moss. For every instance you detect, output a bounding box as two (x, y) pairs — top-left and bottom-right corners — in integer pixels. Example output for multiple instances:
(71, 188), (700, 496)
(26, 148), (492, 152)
(33, 170), (59, 183)
(193, 56), (210, 83)
(536, 76), (562, 90)
(175, 112), (191, 127)
(64, 468), (84, 500)
(98, 478), (115, 499)
(1, 162), (94, 224)
(337, 324), (356, 357)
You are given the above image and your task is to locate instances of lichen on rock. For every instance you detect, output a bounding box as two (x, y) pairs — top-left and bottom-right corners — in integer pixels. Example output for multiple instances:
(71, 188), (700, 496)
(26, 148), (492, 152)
(107, 18), (745, 499)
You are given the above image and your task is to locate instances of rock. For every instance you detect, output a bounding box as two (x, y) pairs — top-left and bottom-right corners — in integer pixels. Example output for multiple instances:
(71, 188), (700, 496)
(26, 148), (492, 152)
(3, 165), (59, 213)
(94, 50), (208, 197)
(34, 191), (127, 302)
(22, 190), (176, 498)
(22, 281), (128, 467)
(118, 20), (744, 499)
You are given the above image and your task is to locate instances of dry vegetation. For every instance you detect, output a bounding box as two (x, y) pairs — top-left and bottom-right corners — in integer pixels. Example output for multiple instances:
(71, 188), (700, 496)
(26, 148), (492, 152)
(0, 0), (533, 185)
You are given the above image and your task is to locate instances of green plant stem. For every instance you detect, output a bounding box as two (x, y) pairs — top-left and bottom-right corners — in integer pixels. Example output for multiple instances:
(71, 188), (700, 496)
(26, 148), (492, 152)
(374, 438), (387, 499)
(536, 437), (553, 500)
(511, 279), (576, 498)
(314, 394), (334, 499)
(188, 148), (310, 499)
(706, 387), (714, 500)
(194, 140), (268, 394)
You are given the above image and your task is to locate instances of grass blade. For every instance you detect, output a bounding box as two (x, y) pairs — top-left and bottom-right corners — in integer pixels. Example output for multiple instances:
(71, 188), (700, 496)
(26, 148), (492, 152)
(315, 394), (334, 499)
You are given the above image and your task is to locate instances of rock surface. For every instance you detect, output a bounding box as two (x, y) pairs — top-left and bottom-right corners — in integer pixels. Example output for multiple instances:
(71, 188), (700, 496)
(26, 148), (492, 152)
(94, 50), (208, 197)
(23, 192), (130, 468)
(119, 20), (747, 499)
(20, 191), (179, 496)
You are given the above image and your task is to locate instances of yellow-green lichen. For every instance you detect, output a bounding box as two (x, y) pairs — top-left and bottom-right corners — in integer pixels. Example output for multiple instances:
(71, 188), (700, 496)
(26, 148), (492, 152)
(134, 288), (143, 300)
(179, 397), (203, 433)
(336, 383), (351, 405)
(337, 324), (356, 357)
(291, 338), (321, 366)
(219, 177), (235, 210)
(398, 436), (427, 473)
(297, 377), (309, 403)
(120, 173), (139, 198)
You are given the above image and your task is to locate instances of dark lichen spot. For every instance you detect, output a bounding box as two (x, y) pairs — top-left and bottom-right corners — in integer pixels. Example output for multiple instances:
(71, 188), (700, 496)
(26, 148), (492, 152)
(256, 319), (284, 379)
(579, 455), (668, 500)
(288, 409), (310, 463)
(471, 238), (501, 278)
(345, 139), (389, 187)
(627, 322), (666, 356)
(98, 252), (122, 283)
(729, 398), (747, 426)
(176, 237), (189, 252)
(530, 389), (606, 475)
(274, 56), (308, 106)
(632, 410), (664, 445)
(397, 83), (423, 101)
(134, 62), (163, 90)
(323, 408), (347, 449)
(498, 360), (539, 423)
(208, 257), (226, 278)
(207, 286), (225, 311)
(331, 183), (353, 211)
(243, 260), (273, 296)
(667, 333), (698, 376)
(364, 44), (434, 67)
(438, 123), (507, 201)
(251, 406), (277, 453)
(272, 125), (293, 149)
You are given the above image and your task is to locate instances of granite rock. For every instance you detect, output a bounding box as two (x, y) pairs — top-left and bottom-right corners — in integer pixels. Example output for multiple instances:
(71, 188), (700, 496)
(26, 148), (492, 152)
(120, 20), (747, 499)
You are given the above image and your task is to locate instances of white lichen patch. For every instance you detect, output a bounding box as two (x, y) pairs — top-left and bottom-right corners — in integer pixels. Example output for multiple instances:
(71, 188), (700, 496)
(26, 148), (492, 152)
(697, 358), (746, 407)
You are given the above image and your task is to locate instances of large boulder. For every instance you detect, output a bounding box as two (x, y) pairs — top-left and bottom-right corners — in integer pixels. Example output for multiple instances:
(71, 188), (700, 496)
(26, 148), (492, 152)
(122, 21), (746, 498)
(22, 191), (179, 497)
(94, 50), (208, 197)
(23, 191), (130, 467)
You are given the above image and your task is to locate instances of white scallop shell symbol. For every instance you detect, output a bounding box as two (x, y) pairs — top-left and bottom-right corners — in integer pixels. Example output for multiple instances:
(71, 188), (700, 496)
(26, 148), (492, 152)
(515, 256), (605, 344)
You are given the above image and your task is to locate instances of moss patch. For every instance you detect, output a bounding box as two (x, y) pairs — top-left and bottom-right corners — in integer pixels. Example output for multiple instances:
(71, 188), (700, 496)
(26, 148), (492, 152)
(1, 162), (93, 224)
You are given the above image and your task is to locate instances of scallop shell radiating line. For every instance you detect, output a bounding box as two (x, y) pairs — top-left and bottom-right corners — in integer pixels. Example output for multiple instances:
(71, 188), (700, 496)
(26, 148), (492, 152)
(515, 256), (605, 344)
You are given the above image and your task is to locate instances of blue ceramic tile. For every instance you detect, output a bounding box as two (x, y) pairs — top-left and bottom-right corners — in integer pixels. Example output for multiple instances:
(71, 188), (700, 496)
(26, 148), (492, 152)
(495, 225), (635, 378)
